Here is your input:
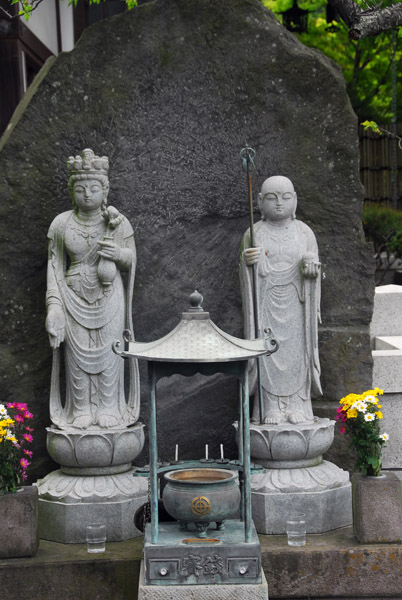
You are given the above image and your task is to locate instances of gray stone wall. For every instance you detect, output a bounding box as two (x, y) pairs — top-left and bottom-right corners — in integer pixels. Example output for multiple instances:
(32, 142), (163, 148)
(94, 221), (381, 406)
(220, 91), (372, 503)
(0, 0), (374, 479)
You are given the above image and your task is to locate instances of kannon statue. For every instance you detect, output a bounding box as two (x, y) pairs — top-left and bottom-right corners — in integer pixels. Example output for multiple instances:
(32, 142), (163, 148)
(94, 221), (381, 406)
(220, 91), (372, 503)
(45, 149), (139, 429)
(240, 175), (322, 425)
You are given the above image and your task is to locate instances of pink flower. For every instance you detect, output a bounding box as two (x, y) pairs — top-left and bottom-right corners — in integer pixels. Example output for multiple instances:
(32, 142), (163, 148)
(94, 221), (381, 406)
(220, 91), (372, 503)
(340, 425), (346, 435)
(23, 433), (33, 443)
(24, 449), (33, 458)
(22, 472), (27, 481)
(24, 411), (34, 419)
(25, 427), (34, 432)
(20, 458), (30, 469)
(14, 415), (24, 423)
(7, 403), (15, 409)
(16, 403), (28, 412)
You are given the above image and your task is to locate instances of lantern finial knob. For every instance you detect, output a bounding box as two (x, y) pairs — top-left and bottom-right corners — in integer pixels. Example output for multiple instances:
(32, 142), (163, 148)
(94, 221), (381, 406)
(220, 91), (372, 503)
(189, 290), (204, 312)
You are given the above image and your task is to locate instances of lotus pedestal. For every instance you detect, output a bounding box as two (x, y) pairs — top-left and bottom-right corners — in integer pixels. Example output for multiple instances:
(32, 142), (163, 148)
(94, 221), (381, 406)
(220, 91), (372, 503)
(36, 424), (147, 543)
(235, 418), (352, 534)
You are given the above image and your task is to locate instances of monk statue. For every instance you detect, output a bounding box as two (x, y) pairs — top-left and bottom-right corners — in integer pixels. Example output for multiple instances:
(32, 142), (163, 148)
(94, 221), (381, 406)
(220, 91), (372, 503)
(45, 149), (140, 429)
(240, 175), (322, 425)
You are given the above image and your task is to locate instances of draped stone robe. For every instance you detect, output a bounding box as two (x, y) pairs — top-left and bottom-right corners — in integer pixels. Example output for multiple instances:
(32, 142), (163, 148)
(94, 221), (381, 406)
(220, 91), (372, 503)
(240, 218), (322, 424)
(46, 210), (140, 429)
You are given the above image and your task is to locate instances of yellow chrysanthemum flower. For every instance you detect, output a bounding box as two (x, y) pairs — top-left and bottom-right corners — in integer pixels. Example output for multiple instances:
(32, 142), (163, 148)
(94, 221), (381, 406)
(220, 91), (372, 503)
(375, 411), (383, 419)
(340, 393), (361, 407)
(347, 408), (358, 419)
(364, 388), (383, 397)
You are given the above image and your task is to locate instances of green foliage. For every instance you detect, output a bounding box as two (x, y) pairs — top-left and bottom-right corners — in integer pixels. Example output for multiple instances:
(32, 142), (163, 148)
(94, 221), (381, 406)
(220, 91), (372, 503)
(263, 0), (402, 123)
(362, 202), (402, 254)
(361, 120), (382, 135)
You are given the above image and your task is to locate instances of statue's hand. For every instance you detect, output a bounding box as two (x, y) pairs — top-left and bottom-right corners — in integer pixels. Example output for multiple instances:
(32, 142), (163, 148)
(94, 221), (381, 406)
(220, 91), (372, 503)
(244, 247), (263, 266)
(97, 240), (121, 262)
(46, 306), (65, 348)
(302, 255), (320, 279)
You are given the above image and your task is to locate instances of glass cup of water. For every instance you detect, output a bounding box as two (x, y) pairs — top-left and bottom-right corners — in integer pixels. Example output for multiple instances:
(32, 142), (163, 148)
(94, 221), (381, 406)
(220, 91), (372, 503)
(86, 523), (106, 553)
(286, 514), (306, 546)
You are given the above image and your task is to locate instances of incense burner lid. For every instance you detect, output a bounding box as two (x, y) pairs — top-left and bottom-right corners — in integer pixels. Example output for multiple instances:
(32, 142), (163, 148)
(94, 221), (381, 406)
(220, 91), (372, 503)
(115, 291), (277, 363)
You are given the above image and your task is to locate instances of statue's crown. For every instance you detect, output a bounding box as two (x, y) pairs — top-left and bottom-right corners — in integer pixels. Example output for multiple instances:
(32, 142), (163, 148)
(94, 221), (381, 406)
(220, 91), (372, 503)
(67, 149), (109, 176)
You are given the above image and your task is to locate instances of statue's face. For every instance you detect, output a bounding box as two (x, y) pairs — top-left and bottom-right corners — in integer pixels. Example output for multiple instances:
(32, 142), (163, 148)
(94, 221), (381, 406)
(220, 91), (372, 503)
(73, 179), (105, 212)
(259, 177), (296, 222)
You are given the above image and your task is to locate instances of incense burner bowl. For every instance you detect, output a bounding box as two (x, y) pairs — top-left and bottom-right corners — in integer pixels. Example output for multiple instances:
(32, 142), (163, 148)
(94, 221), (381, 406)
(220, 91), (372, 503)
(162, 468), (240, 538)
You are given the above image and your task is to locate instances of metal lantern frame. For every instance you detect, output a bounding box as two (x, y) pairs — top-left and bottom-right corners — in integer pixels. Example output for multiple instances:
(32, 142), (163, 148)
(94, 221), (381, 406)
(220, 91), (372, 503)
(114, 296), (277, 547)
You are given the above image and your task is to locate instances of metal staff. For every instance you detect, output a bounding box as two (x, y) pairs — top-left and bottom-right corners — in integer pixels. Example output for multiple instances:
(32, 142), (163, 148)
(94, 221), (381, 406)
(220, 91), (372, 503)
(240, 145), (264, 424)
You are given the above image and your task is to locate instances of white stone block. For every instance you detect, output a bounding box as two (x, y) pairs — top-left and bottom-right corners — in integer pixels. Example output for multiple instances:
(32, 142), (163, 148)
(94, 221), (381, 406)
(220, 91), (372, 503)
(371, 285), (402, 339)
(376, 393), (402, 470)
(372, 348), (402, 392)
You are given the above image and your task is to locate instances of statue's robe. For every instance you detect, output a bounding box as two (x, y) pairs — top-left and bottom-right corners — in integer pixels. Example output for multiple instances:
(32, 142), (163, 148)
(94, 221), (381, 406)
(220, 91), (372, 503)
(240, 218), (322, 423)
(46, 210), (140, 428)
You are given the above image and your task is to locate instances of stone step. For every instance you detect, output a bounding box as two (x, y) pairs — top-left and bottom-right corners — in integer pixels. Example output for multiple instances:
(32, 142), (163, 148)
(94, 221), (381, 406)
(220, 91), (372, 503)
(0, 527), (401, 599)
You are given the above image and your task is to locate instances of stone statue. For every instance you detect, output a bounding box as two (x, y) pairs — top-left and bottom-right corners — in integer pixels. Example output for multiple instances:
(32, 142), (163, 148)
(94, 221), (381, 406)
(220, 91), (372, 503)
(240, 175), (322, 425)
(45, 148), (140, 429)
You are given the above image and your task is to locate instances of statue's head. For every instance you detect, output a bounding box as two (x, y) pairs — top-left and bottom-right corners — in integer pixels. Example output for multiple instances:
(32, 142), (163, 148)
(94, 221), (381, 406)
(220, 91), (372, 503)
(67, 149), (110, 213)
(258, 176), (297, 222)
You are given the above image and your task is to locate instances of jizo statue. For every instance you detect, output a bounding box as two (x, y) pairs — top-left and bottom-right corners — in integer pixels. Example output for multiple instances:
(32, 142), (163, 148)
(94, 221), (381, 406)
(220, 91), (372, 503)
(45, 149), (140, 429)
(240, 175), (322, 425)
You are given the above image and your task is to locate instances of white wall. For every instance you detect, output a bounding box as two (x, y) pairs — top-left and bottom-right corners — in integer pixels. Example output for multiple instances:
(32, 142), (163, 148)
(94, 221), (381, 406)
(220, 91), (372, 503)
(21, 0), (74, 54)
(59, 0), (74, 52)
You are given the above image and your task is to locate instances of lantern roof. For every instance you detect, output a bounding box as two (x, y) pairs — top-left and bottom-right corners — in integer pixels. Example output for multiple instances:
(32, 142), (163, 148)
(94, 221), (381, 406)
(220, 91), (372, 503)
(119, 291), (277, 363)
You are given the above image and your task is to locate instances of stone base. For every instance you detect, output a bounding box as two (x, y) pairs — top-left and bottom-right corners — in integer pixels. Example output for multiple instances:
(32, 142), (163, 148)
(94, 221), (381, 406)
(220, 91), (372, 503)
(138, 560), (269, 600)
(37, 470), (148, 543)
(252, 466), (352, 534)
(143, 520), (262, 585)
(352, 472), (402, 543)
(0, 486), (39, 558)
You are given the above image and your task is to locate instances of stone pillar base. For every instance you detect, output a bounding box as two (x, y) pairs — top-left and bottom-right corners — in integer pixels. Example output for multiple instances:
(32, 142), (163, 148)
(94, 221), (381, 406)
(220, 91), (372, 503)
(138, 560), (269, 600)
(352, 472), (402, 543)
(36, 469), (148, 543)
(0, 486), (39, 558)
(251, 461), (352, 534)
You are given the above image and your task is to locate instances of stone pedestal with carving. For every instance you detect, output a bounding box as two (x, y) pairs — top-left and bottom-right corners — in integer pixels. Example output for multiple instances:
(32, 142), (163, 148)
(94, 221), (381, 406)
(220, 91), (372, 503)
(36, 424), (147, 543)
(235, 418), (352, 534)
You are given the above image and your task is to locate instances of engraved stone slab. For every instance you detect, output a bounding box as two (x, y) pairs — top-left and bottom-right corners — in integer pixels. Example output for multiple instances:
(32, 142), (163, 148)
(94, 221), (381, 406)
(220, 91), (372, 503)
(143, 520), (262, 586)
(138, 560), (269, 600)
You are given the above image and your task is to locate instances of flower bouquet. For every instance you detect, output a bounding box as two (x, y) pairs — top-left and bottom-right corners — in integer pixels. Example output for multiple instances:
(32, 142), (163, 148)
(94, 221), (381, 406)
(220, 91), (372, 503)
(337, 388), (388, 477)
(0, 403), (34, 494)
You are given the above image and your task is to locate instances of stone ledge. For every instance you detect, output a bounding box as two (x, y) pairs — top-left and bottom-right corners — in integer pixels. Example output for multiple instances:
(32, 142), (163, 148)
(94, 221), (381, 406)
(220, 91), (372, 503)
(0, 527), (401, 599)
(262, 526), (402, 598)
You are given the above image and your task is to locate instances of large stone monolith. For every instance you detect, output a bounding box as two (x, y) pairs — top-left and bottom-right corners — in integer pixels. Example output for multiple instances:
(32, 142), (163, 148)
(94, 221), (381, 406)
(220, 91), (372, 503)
(0, 0), (374, 487)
